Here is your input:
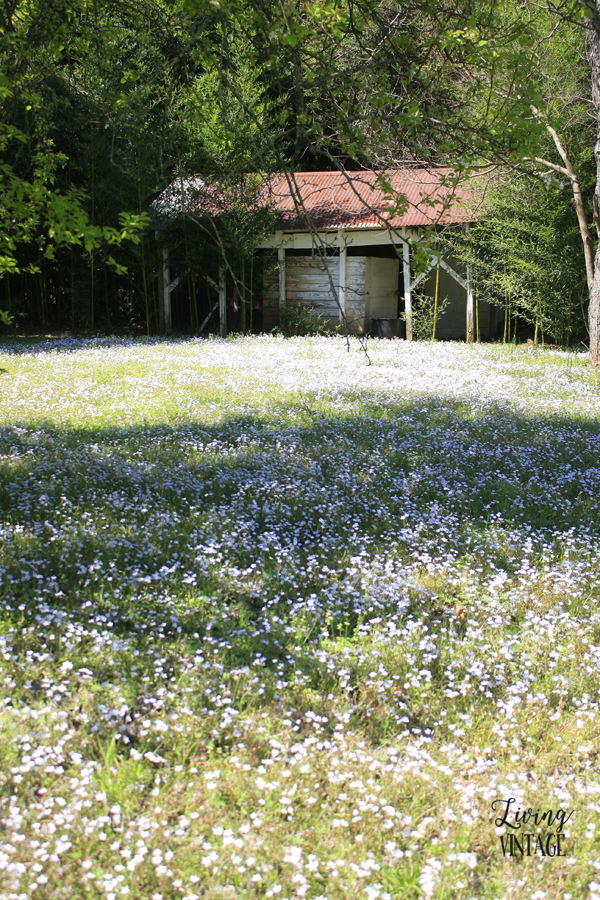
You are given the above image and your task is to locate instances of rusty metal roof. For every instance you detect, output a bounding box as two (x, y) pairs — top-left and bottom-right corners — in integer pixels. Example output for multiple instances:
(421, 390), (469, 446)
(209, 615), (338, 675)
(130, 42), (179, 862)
(263, 169), (474, 229)
(153, 168), (475, 230)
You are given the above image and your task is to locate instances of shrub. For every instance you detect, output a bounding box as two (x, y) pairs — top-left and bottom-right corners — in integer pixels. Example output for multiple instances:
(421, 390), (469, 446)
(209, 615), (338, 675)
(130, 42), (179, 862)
(273, 302), (331, 337)
(402, 291), (449, 341)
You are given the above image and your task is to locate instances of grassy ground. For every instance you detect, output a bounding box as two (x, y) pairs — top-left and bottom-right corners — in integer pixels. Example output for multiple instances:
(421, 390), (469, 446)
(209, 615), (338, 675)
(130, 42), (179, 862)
(0, 334), (600, 900)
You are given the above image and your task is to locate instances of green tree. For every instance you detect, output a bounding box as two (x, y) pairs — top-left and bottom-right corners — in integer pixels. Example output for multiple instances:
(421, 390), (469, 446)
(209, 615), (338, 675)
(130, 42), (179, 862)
(0, 0), (565, 335)
(445, 170), (591, 345)
(0, 1), (149, 285)
(441, 4), (595, 346)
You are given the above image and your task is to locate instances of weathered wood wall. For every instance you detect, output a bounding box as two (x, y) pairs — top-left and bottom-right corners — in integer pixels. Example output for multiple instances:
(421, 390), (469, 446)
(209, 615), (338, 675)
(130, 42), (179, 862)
(345, 257), (367, 332)
(286, 256), (373, 331)
(262, 252), (403, 333)
(286, 256), (341, 323)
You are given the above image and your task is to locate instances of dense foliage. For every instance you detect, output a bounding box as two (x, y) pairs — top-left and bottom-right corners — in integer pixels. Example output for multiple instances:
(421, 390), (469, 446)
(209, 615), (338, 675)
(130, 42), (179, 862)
(0, 0), (558, 334)
(0, 0), (597, 343)
(443, 165), (594, 346)
(442, 6), (596, 346)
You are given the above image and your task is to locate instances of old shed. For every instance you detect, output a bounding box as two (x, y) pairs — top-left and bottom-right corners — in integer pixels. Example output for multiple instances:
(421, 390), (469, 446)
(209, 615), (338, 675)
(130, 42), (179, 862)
(257, 169), (492, 340)
(153, 168), (498, 341)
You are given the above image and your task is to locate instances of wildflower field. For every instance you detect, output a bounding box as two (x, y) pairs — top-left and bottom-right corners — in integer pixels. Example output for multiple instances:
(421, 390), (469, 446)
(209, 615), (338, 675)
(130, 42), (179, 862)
(1, 335), (600, 900)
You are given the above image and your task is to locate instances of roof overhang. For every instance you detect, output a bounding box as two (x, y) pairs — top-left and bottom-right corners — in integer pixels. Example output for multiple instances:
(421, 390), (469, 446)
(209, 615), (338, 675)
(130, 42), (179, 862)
(256, 226), (422, 250)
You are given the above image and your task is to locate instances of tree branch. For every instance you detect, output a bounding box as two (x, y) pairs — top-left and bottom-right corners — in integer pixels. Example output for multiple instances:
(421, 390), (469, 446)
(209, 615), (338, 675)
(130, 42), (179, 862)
(531, 104), (595, 290)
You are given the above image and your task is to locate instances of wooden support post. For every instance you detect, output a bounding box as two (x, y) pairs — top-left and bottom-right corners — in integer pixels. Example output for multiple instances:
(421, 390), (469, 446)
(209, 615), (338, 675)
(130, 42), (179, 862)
(278, 245), (286, 311)
(158, 263), (165, 335)
(219, 265), (227, 338)
(338, 229), (346, 325)
(155, 232), (164, 334)
(403, 241), (412, 341)
(466, 264), (474, 343)
(162, 246), (172, 335)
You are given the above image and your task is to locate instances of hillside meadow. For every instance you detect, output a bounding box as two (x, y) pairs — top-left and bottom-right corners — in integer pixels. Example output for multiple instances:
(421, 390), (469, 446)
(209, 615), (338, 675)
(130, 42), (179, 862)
(1, 335), (600, 899)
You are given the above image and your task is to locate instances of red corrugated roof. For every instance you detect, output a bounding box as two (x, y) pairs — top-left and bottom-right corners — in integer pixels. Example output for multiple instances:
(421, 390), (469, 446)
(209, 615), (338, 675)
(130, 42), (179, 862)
(153, 168), (475, 230)
(263, 169), (473, 229)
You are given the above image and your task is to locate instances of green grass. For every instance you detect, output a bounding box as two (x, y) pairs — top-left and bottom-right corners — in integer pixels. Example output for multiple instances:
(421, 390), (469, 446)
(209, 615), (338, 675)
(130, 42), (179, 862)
(0, 335), (599, 899)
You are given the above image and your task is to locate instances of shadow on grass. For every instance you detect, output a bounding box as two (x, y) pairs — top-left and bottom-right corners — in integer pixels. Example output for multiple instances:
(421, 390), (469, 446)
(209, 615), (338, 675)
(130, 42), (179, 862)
(1, 391), (599, 747)
(0, 334), (205, 355)
(1, 391), (599, 547)
(0, 391), (599, 639)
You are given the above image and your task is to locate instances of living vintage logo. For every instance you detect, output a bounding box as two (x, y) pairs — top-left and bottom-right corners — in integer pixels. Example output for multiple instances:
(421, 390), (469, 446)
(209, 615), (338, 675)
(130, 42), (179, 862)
(491, 798), (574, 858)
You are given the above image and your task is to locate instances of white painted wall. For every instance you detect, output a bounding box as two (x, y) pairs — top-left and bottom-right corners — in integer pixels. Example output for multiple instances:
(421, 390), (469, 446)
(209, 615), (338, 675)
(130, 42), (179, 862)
(365, 257), (399, 322)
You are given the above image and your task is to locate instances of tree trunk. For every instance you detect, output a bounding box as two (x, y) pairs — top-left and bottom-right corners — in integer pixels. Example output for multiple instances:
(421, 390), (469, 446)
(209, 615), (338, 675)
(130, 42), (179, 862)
(530, 105), (596, 327)
(587, 6), (600, 367)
